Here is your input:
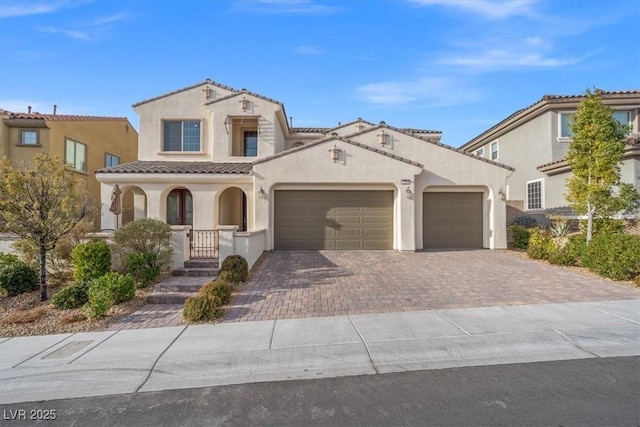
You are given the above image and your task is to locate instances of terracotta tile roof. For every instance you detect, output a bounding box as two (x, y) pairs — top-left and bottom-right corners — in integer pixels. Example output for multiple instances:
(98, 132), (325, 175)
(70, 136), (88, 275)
(205, 88), (284, 109)
(5, 112), (129, 121)
(96, 161), (253, 174)
(291, 127), (331, 133)
(132, 79), (239, 108)
(461, 90), (640, 150)
(254, 135), (424, 168)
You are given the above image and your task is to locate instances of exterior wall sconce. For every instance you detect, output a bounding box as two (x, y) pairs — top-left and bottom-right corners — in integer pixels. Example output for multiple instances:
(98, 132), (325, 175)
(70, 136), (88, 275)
(498, 188), (506, 201)
(378, 130), (390, 146)
(405, 186), (412, 198)
(258, 187), (266, 199)
(329, 145), (341, 162)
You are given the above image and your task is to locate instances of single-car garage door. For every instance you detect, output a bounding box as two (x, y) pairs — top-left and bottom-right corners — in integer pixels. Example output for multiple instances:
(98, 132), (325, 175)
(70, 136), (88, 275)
(423, 192), (483, 249)
(274, 190), (393, 250)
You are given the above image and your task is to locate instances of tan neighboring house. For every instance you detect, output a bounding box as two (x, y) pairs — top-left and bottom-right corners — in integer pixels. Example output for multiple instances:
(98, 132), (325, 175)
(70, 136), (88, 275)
(460, 91), (640, 223)
(96, 79), (513, 269)
(0, 108), (139, 233)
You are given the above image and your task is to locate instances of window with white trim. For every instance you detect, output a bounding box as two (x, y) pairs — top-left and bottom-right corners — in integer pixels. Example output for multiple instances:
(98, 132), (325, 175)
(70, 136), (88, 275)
(475, 147), (484, 157)
(612, 110), (632, 134)
(163, 120), (201, 152)
(65, 138), (86, 172)
(105, 153), (120, 167)
(490, 141), (499, 160)
(559, 112), (573, 138)
(20, 130), (38, 145)
(526, 179), (543, 210)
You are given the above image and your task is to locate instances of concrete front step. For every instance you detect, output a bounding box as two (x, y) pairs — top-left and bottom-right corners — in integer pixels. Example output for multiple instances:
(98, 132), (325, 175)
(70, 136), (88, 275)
(172, 268), (219, 277)
(184, 259), (219, 269)
(146, 291), (197, 305)
(155, 282), (207, 293)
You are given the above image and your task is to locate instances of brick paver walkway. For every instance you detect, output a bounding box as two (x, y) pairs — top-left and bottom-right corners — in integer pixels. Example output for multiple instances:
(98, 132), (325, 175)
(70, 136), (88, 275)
(109, 304), (184, 330)
(223, 250), (640, 322)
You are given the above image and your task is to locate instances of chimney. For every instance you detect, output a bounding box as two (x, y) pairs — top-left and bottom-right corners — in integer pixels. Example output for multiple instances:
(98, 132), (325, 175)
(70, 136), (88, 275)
(28, 106), (32, 113)
(53, 104), (57, 115)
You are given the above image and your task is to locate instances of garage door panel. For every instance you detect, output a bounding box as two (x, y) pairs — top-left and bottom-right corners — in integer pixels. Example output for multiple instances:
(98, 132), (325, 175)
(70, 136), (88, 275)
(423, 192), (483, 249)
(275, 190), (393, 250)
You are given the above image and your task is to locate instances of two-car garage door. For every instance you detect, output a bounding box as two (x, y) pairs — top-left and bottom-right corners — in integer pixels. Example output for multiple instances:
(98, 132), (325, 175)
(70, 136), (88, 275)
(274, 190), (393, 250)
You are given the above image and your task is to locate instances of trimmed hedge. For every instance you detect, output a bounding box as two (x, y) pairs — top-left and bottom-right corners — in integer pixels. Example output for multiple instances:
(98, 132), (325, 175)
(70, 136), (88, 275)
(219, 255), (248, 284)
(0, 261), (38, 297)
(86, 273), (136, 318)
(126, 252), (160, 288)
(582, 233), (640, 281)
(183, 295), (223, 321)
(527, 229), (555, 260)
(71, 240), (111, 282)
(508, 225), (531, 250)
(199, 278), (232, 303)
(51, 281), (90, 309)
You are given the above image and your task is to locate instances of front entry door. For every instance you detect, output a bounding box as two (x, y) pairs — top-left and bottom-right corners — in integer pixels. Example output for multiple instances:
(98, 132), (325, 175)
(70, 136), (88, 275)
(167, 189), (193, 226)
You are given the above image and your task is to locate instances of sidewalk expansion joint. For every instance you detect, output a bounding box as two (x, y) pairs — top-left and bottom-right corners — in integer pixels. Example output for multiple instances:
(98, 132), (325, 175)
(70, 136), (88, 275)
(135, 325), (188, 393)
(12, 334), (73, 369)
(433, 310), (472, 336)
(347, 315), (380, 374)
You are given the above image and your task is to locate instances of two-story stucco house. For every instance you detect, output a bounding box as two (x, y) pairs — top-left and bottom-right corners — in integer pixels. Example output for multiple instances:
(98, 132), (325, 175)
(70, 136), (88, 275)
(96, 79), (512, 268)
(460, 91), (640, 223)
(0, 108), (139, 230)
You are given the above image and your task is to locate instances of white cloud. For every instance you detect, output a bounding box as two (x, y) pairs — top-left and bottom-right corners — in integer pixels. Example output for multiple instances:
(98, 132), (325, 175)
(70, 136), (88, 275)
(408, 0), (538, 19)
(235, 0), (341, 14)
(35, 11), (129, 42)
(38, 26), (91, 41)
(437, 38), (586, 71)
(293, 45), (327, 55)
(0, 0), (91, 18)
(357, 77), (481, 107)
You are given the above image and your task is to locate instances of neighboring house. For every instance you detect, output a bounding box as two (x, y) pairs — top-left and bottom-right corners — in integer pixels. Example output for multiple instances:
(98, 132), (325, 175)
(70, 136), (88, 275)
(460, 91), (640, 223)
(0, 108), (139, 230)
(95, 79), (512, 268)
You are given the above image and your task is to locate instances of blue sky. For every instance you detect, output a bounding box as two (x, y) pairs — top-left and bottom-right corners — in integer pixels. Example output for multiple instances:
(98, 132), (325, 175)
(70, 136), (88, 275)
(1, 0), (639, 146)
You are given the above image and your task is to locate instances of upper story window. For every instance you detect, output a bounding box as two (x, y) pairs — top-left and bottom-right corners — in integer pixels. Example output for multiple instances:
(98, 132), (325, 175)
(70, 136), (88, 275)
(475, 147), (484, 157)
(490, 141), (499, 160)
(163, 120), (201, 152)
(20, 130), (38, 145)
(526, 179), (543, 210)
(105, 153), (120, 167)
(560, 112), (573, 138)
(65, 138), (86, 173)
(244, 131), (258, 156)
(612, 110), (632, 133)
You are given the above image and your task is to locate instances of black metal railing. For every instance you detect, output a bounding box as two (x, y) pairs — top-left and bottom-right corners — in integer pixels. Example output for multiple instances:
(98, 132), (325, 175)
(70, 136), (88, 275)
(190, 229), (219, 259)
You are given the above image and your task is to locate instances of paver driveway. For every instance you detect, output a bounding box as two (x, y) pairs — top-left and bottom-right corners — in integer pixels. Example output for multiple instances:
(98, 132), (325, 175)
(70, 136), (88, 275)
(223, 250), (640, 322)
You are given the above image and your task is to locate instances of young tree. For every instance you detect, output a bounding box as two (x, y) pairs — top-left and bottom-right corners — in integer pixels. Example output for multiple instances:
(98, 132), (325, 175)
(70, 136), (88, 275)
(566, 89), (640, 243)
(0, 153), (93, 300)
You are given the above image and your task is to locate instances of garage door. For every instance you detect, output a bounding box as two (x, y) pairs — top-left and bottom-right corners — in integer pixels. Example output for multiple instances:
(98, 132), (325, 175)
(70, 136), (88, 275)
(423, 192), (483, 249)
(274, 190), (393, 250)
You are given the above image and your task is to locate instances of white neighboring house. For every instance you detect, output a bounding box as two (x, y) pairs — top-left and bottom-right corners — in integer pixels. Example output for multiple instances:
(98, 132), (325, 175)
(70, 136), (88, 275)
(460, 90), (640, 223)
(96, 79), (512, 268)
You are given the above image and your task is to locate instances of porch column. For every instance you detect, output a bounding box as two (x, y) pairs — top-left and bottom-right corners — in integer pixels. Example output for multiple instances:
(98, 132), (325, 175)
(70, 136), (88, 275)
(191, 189), (217, 230)
(100, 183), (117, 230)
(398, 183), (417, 251)
(144, 190), (165, 222)
(133, 193), (146, 220)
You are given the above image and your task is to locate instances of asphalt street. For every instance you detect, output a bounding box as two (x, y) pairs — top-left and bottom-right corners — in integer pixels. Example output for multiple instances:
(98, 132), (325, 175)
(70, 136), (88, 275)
(1, 356), (638, 427)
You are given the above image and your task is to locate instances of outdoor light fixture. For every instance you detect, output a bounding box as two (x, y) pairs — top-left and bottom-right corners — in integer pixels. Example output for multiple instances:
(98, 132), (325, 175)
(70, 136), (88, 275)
(378, 130), (390, 146)
(258, 187), (266, 199)
(498, 188), (506, 201)
(329, 145), (341, 162)
(405, 186), (412, 198)
(241, 97), (250, 111)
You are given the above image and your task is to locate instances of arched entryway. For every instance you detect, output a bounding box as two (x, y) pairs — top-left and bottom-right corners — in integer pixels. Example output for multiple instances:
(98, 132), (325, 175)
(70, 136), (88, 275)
(218, 187), (247, 231)
(167, 188), (193, 226)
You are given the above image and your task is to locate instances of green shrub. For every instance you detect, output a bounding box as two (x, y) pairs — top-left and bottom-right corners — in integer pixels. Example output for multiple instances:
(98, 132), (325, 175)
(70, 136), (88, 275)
(92, 272), (136, 304)
(51, 281), (90, 309)
(583, 234), (640, 281)
(0, 252), (19, 268)
(126, 253), (160, 288)
(71, 240), (111, 282)
(527, 229), (555, 260)
(634, 276), (640, 287)
(183, 295), (223, 321)
(199, 278), (232, 303)
(508, 225), (531, 250)
(113, 219), (172, 271)
(580, 218), (626, 237)
(0, 261), (38, 297)
(510, 214), (538, 228)
(86, 283), (112, 318)
(548, 234), (587, 266)
(219, 255), (248, 283)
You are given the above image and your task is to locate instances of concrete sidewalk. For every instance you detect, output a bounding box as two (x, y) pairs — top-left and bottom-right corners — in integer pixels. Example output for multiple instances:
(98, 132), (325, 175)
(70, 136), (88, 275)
(1, 299), (638, 405)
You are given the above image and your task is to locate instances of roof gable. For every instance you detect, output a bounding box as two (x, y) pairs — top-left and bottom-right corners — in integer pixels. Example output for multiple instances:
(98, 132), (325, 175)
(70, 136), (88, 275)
(132, 79), (238, 108)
